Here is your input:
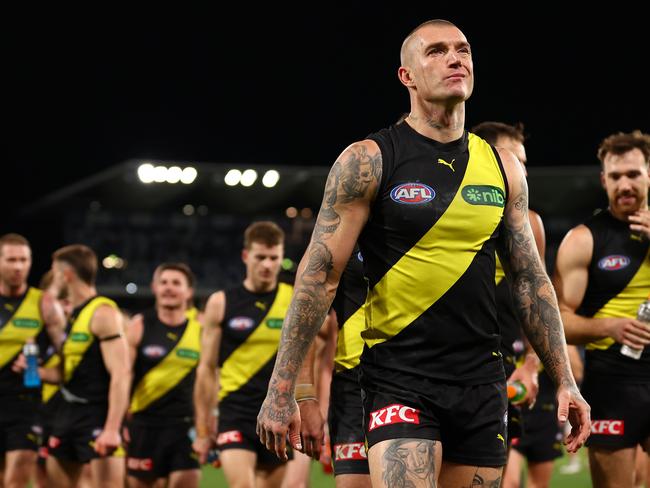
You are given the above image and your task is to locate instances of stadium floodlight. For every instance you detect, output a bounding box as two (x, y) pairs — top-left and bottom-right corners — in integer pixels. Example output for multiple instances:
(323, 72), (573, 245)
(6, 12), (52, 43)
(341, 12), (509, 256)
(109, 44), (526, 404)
(181, 166), (198, 184)
(240, 169), (257, 187)
(286, 206), (298, 218)
(125, 282), (138, 294)
(224, 169), (242, 186)
(153, 166), (168, 183)
(262, 170), (280, 188)
(166, 166), (183, 184)
(137, 163), (156, 183)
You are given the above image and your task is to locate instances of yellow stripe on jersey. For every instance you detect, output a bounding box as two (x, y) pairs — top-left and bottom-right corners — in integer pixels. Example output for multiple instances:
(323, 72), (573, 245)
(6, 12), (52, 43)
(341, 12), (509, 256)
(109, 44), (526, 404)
(129, 314), (202, 413)
(334, 305), (366, 372)
(42, 353), (61, 403)
(587, 247), (650, 351)
(219, 282), (293, 401)
(495, 254), (506, 286)
(0, 288), (44, 368)
(63, 297), (118, 384)
(363, 134), (505, 348)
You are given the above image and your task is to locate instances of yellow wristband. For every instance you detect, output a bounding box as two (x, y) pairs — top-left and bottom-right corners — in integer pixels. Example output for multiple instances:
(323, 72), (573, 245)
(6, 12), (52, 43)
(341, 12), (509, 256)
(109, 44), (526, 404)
(295, 383), (317, 401)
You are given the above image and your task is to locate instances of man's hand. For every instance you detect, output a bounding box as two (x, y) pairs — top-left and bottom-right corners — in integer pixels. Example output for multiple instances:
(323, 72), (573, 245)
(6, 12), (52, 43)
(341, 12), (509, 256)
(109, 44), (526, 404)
(193, 435), (214, 464)
(604, 317), (650, 349)
(256, 390), (301, 461)
(507, 354), (539, 408)
(94, 429), (121, 456)
(628, 210), (650, 240)
(297, 399), (325, 459)
(557, 384), (591, 453)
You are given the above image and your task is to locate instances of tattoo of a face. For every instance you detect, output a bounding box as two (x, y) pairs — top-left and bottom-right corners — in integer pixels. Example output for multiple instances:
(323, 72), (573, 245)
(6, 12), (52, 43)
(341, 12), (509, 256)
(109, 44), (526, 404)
(470, 469), (502, 487)
(383, 439), (436, 488)
(498, 174), (573, 389)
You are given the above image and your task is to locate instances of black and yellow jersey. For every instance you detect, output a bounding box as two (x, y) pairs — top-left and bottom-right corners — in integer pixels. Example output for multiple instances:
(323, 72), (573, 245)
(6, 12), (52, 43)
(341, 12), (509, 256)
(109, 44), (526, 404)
(61, 296), (119, 403)
(359, 123), (507, 385)
(129, 309), (201, 422)
(495, 255), (525, 378)
(0, 287), (48, 397)
(332, 248), (367, 378)
(218, 282), (293, 414)
(579, 210), (650, 380)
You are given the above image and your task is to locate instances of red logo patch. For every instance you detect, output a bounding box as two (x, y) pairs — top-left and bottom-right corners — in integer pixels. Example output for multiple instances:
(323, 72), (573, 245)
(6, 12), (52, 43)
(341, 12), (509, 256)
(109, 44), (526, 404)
(334, 442), (367, 461)
(591, 420), (624, 435)
(48, 436), (61, 449)
(368, 404), (420, 431)
(217, 430), (243, 445)
(127, 457), (153, 471)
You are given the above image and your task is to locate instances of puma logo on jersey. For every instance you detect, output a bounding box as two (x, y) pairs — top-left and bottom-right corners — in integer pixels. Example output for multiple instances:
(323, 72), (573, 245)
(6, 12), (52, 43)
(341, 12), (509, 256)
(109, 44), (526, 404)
(255, 301), (267, 311)
(437, 158), (455, 172)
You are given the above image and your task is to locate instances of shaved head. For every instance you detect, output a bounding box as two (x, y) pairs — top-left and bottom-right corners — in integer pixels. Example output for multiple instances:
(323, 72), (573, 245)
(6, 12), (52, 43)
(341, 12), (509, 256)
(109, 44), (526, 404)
(400, 19), (458, 66)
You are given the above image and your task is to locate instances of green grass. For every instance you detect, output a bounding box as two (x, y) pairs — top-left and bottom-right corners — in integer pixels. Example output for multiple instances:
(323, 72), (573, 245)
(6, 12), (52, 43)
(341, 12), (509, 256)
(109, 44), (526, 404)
(199, 448), (591, 487)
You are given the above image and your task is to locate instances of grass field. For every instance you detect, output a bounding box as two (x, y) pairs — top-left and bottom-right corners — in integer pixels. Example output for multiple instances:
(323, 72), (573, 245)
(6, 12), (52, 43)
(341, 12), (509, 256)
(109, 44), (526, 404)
(199, 448), (592, 487)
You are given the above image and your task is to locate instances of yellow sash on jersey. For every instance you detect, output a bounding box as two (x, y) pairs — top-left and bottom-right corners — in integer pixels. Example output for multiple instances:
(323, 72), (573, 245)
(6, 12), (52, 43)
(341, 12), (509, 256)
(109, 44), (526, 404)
(0, 288), (44, 368)
(334, 305), (366, 372)
(63, 297), (117, 384)
(129, 314), (202, 413)
(363, 134), (505, 347)
(219, 282), (293, 401)
(42, 353), (61, 403)
(587, 247), (650, 351)
(495, 254), (506, 286)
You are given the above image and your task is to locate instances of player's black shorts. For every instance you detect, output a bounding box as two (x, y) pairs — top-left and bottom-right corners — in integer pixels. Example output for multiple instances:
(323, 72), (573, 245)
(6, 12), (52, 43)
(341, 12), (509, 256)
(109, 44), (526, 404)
(37, 397), (63, 466)
(361, 375), (508, 467)
(507, 403), (523, 444)
(49, 400), (124, 463)
(582, 374), (650, 449)
(126, 417), (199, 479)
(328, 368), (369, 476)
(0, 394), (41, 454)
(511, 400), (563, 463)
(218, 401), (292, 467)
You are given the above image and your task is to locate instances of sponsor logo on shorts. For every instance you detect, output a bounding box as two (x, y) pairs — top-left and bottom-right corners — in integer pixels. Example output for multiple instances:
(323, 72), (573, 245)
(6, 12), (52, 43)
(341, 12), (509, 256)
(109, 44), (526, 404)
(368, 404), (420, 431)
(334, 442), (367, 461)
(217, 430), (243, 445)
(390, 183), (436, 205)
(127, 457), (153, 471)
(48, 436), (61, 448)
(143, 345), (167, 358)
(461, 185), (505, 207)
(597, 255), (630, 271)
(591, 420), (624, 435)
(228, 316), (255, 331)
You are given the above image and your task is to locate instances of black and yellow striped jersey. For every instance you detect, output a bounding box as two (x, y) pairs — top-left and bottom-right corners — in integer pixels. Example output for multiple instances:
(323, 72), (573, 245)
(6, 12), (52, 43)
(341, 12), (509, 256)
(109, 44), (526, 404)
(218, 282), (293, 414)
(580, 210), (650, 380)
(359, 123), (507, 385)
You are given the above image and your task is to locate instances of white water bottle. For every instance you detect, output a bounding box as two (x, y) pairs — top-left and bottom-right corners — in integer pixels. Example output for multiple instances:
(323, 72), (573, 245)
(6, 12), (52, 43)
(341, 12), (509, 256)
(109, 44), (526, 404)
(621, 299), (650, 360)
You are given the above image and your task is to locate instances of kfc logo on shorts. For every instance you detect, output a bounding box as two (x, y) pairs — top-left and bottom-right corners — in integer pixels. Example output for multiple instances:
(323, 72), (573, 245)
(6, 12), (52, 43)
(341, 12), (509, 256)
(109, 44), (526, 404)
(591, 420), (624, 435)
(217, 430), (243, 445)
(368, 404), (420, 431)
(598, 255), (630, 271)
(334, 442), (367, 461)
(127, 457), (153, 471)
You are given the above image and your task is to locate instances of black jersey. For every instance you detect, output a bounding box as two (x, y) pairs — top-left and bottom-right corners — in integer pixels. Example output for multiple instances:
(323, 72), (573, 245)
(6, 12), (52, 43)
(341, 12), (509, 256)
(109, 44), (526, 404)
(359, 123), (507, 385)
(129, 309), (201, 422)
(332, 247), (367, 374)
(218, 282), (293, 413)
(580, 210), (650, 380)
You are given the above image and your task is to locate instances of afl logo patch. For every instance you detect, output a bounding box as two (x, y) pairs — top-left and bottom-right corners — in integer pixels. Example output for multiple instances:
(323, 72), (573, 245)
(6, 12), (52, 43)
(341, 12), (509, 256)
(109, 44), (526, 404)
(390, 183), (435, 205)
(598, 255), (630, 271)
(229, 316), (255, 330)
(143, 345), (167, 358)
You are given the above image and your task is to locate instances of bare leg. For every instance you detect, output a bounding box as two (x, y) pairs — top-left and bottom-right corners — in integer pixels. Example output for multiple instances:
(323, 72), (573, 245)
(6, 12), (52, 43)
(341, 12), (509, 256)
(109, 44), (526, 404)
(220, 449), (257, 488)
(502, 448), (523, 488)
(3, 450), (37, 488)
(46, 456), (82, 488)
(368, 438), (441, 487)
(256, 463), (287, 488)
(336, 473), (372, 488)
(167, 469), (200, 488)
(439, 460), (503, 488)
(589, 446), (636, 488)
(89, 456), (126, 488)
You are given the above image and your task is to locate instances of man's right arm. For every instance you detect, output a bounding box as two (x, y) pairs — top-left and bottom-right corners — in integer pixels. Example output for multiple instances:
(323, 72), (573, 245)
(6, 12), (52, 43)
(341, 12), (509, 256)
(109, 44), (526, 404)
(192, 291), (224, 463)
(554, 225), (650, 349)
(257, 140), (382, 460)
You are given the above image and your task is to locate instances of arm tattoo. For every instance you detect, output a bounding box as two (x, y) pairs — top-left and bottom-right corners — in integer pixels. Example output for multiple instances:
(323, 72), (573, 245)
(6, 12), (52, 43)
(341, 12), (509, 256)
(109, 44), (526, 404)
(382, 439), (437, 488)
(266, 144), (381, 416)
(498, 175), (574, 388)
(470, 469), (501, 487)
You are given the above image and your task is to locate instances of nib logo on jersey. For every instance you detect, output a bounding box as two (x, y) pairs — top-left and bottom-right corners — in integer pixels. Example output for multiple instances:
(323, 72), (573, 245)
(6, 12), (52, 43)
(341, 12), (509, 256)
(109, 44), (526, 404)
(334, 442), (367, 461)
(369, 404), (420, 431)
(591, 420), (624, 435)
(597, 255), (630, 271)
(390, 183), (436, 205)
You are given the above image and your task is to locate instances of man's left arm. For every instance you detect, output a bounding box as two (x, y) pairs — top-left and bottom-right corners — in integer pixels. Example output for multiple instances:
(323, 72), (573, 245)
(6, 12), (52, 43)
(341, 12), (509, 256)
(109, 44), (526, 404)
(496, 147), (591, 452)
(92, 305), (131, 456)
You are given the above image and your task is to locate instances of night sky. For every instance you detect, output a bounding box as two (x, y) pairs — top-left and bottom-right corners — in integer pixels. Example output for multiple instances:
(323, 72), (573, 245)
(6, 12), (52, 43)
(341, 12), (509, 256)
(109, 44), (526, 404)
(6, 7), (649, 214)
